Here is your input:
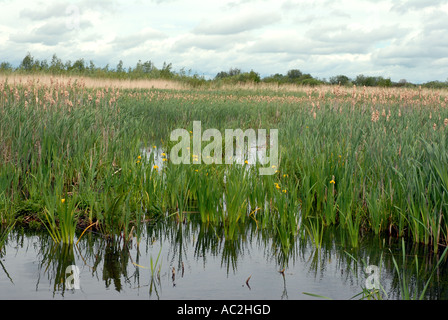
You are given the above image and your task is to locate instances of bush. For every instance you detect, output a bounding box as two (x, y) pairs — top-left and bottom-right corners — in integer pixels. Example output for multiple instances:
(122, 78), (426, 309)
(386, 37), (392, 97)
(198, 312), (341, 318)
(329, 75), (350, 86)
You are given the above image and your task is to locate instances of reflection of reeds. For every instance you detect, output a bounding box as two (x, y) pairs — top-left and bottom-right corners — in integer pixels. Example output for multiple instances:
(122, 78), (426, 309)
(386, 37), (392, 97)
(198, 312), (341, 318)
(390, 239), (448, 300)
(0, 221), (15, 253)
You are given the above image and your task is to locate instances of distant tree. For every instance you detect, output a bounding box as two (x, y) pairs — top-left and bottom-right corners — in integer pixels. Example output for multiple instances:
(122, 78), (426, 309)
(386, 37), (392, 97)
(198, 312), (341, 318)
(88, 60), (96, 71)
(353, 75), (391, 87)
(102, 63), (109, 72)
(160, 62), (173, 78)
(215, 71), (229, 79)
(354, 74), (377, 86)
(237, 70), (261, 83)
(422, 81), (448, 89)
(133, 60), (143, 74)
(300, 78), (323, 86)
(39, 59), (49, 71)
(377, 76), (391, 87)
(228, 68), (241, 77)
(116, 60), (124, 73)
(0, 62), (13, 71)
(50, 54), (64, 73)
(72, 58), (85, 73)
(20, 52), (34, 71)
(396, 79), (407, 87)
(262, 73), (287, 84)
(298, 73), (312, 82)
(64, 60), (72, 71)
(215, 68), (240, 80)
(329, 75), (350, 86)
(287, 69), (303, 80)
(142, 60), (154, 74)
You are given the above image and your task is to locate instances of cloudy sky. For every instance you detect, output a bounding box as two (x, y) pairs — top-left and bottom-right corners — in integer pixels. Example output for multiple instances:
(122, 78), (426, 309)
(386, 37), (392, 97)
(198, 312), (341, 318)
(1, 0), (448, 83)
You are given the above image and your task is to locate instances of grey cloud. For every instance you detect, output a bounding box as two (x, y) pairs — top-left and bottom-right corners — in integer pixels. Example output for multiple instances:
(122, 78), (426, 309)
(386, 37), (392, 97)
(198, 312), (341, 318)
(306, 24), (409, 46)
(421, 11), (448, 34)
(280, 0), (335, 11)
(111, 29), (167, 50)
(10, 33), (67, 46)
(20, 2), (68, 20)
(372, 30), (448, 69)
(224, 0), (272, 10)
(193, 11), (281, 35)
(246, 36), (310, 54)
(172, 33), (250, 52)
(247, 24), (409, 56)
(9, 19), (92, 46)
(149, 0), (179, 4)
(329, 9), (351, 19)
(391, 0), (448, 13)
(20, 0), (116, 21)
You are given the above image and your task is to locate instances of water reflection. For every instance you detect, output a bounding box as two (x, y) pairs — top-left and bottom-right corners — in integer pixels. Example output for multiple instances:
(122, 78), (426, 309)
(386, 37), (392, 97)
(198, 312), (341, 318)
(1, 222), (448, 299)
(36, 243), (76, 296)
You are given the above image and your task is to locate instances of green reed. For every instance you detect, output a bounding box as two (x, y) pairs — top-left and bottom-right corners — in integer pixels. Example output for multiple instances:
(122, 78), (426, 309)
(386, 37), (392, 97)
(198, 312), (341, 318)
(1, 80), (448, 250)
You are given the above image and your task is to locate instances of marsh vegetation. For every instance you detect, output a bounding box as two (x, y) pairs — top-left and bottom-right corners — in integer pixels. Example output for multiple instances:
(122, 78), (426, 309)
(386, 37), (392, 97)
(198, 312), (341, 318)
(1, 76), (448, 299)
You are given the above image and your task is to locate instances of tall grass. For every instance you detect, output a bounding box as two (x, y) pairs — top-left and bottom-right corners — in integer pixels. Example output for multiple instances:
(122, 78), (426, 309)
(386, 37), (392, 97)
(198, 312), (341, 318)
(1, 77), (448, 250)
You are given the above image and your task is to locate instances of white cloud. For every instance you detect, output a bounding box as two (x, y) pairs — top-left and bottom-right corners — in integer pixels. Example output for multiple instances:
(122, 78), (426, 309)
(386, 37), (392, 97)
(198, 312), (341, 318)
(193, 11), (281, 35)
(0, 0), (447, 83)
(391, 0), (448, 13)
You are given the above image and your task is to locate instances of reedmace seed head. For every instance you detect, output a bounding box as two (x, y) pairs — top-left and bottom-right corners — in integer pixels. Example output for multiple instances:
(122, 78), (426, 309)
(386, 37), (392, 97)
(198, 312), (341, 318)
(371, 110), (379, 123)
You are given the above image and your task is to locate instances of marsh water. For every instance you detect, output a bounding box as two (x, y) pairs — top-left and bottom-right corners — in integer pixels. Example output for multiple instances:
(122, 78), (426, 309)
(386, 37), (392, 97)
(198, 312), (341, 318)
(2, 219), (448, 300)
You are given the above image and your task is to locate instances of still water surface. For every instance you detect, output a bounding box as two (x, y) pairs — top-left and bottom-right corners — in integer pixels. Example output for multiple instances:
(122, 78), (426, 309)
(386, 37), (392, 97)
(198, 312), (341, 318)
(1, 221), (448, 300)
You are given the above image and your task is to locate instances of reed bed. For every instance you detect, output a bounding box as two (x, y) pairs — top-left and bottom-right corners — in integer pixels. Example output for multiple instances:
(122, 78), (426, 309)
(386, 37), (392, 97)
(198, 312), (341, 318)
(1, 76), (448, 252)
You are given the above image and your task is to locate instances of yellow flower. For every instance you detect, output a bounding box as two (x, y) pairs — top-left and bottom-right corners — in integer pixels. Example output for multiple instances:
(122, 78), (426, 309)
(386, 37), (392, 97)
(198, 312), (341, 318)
(195, 169), (198, 172)
(162, 158), (167, 162)
(244, 160), (249, 164)
(153, 165), (159, 169)
(136, 160), (140, 164)
(330, 179), (335, 184)
(153, 145), (156, 149)
(282, 189), (287, 193)
(161, 153), (166, 157)
(138, 155), (142, 159)
(61, 198), (66, 204)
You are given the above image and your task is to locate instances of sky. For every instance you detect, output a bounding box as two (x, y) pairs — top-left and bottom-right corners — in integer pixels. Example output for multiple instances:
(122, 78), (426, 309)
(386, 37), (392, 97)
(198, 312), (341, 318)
(1, 0), (448, 83)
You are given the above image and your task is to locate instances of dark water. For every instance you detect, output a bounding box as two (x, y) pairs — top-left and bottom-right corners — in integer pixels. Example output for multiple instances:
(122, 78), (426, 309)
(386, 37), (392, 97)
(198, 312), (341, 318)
(1, 221), (448, 300)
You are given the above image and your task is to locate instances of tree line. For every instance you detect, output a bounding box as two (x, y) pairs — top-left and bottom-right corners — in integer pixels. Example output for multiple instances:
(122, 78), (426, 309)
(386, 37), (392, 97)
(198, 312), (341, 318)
(1, 52), (447, 89)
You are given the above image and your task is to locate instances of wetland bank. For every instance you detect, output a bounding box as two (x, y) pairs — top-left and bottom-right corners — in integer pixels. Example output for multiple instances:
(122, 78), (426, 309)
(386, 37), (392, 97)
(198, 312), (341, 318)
(1, 76), (448, 299)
